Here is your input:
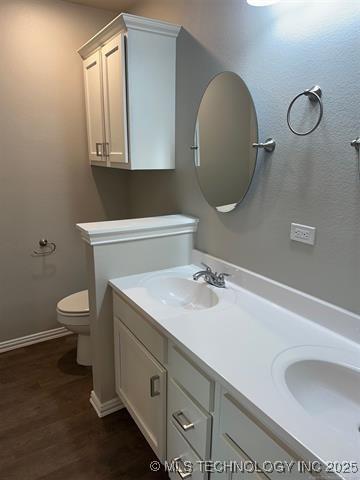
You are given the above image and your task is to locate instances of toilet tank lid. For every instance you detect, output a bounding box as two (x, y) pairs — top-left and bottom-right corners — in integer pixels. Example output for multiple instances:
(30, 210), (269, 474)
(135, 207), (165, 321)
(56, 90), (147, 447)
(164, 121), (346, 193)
(57, 290), (89, 315)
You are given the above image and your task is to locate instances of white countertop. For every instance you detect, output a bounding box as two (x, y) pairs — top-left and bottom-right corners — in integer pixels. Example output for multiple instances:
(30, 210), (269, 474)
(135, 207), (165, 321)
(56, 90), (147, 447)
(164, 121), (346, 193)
(109, 264), (360, 476)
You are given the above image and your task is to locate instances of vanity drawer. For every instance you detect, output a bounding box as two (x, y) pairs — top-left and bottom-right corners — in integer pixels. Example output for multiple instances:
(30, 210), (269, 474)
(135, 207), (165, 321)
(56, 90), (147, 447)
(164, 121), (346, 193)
(168, 419), (207, 480)
(168, 377), (212, 460)
(168, 344), (214, 412)
(214, 431), (269, 480)
(113, 293), (166, 364)
(219, 393), (314, 480)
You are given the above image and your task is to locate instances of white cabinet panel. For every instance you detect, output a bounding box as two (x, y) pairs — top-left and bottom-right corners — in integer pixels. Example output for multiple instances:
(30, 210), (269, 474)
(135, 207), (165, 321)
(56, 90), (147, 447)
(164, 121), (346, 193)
(114, 318), (166, 461)
(126, 28), (176, 169)
(83, 50), (105, 164)
(102, 34), (128, 166)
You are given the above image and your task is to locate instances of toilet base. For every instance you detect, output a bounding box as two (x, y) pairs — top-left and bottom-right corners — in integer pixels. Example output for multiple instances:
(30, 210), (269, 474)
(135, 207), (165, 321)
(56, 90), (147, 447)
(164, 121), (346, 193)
(77, 334), (92, 366)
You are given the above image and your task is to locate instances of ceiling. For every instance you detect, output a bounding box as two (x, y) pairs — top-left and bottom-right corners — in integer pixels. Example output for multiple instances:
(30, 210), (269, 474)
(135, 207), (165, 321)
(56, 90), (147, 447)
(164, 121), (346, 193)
(65, 0), (139, 12)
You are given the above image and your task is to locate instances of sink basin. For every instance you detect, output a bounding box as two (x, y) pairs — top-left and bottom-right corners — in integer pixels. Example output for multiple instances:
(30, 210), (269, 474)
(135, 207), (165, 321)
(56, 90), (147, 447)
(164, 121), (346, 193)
(272, 346), (360, 441)
(285, 359), (360, 435)
(143, 276), (219, 310)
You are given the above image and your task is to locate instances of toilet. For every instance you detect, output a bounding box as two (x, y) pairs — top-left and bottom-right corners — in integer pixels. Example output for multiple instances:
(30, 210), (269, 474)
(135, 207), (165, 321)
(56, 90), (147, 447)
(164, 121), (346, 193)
(56, 290), (91, 366)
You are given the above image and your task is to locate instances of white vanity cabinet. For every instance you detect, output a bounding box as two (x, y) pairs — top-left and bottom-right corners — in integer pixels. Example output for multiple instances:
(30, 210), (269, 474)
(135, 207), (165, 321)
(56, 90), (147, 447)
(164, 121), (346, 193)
(110, 279), (321, 480)
(113, 293), (167, 461)
(78, 13), (181, 169)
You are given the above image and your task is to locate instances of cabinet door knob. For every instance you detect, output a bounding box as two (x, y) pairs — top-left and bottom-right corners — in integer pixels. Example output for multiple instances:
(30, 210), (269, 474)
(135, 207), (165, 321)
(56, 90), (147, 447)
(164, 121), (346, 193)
(172, 410), (194, 431)
(150, 375), (160, 397)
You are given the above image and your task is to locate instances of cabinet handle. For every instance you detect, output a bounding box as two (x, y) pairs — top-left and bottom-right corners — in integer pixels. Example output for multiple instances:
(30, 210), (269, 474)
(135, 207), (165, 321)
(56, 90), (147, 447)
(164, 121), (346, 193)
(172, 457), (192, 479)
(172, 410), (194, 431)
(103, 142), (110, 157)
(96, 142), (103, 157)
(150, 375), (160, 397)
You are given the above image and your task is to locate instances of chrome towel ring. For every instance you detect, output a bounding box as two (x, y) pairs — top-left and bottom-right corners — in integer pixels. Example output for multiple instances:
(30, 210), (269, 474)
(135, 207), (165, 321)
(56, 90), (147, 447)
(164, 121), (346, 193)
(287, 85), (323, 136)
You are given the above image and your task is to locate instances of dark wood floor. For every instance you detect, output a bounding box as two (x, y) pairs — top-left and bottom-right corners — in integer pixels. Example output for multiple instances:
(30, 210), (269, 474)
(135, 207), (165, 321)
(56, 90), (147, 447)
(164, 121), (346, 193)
(0, 335), (168, 480)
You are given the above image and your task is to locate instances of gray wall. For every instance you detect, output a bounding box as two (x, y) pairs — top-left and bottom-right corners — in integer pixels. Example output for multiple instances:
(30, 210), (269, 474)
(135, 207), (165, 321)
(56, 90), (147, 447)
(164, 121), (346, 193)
(1, 0), (359, 344)
(127, 0), (360, 315)
(0, 0), (129, 342)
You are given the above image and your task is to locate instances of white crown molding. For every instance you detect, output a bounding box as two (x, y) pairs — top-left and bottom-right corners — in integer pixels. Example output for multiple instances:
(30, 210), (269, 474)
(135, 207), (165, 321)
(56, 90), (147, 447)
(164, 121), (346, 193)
(77, 214), (199, 246)
(78, 13), (181, 59)
(121, 13), (181, 37)
(0, 327), (71, 354)
(90, 390), (124, 418)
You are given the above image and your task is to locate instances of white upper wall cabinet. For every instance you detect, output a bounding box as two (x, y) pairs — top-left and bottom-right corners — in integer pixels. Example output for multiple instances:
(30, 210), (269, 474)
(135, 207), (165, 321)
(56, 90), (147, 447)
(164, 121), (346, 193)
(78, 13), (181, 170)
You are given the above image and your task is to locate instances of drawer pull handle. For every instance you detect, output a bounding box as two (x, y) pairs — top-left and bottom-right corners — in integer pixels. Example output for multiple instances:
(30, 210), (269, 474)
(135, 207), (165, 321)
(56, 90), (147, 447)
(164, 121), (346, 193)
(172, 457), (192, 479)
(172, 410), (194, 431)
(96, 142), (103, 157)
(150, 375), (160, 397)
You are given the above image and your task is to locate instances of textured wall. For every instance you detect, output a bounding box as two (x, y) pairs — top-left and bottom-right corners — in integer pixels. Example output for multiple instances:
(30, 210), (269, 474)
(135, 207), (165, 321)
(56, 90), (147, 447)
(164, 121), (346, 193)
(0, 0), (128, 342)
(127, 0), (360, 315)
(1, 0), (359, 345)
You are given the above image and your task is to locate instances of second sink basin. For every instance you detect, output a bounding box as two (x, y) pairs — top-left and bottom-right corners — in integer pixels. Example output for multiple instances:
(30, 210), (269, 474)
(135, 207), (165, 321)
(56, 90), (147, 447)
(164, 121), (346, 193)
(272, 346), (360, 443)
(144, 275), (219, 310)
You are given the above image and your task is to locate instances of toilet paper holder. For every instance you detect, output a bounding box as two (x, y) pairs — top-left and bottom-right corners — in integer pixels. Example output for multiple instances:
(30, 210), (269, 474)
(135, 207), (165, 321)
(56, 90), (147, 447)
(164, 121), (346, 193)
(32, 239), (56, 256)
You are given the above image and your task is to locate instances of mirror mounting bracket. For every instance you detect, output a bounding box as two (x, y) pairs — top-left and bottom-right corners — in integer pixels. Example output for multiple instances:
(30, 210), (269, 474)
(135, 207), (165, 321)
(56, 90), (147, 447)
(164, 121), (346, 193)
(252, 137), (276, 153)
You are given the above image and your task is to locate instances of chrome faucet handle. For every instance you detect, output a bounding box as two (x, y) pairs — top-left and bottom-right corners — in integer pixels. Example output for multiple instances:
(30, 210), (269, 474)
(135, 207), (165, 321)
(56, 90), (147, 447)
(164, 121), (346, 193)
(217, 272), (231, 285)
(201, 262), (212, 272)
(218, 272), (230, 279)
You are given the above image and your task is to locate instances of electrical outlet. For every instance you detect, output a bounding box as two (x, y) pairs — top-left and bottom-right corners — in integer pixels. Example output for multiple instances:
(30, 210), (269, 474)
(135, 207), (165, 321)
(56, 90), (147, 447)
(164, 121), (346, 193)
(290, 223), (316, 245)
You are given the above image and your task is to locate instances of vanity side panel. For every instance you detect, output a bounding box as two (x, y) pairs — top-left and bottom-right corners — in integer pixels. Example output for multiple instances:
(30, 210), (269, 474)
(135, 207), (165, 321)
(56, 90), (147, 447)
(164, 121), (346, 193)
(89, 233), (194, 405)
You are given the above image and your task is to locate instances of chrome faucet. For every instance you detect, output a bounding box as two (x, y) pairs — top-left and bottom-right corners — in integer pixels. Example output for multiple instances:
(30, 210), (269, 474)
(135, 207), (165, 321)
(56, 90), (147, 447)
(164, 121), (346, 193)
(193, 263), (230, 288)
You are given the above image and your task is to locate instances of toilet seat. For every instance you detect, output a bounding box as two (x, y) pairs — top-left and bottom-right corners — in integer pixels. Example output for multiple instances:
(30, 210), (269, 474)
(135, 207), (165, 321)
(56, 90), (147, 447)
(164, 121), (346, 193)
(57, 290), (89, 317)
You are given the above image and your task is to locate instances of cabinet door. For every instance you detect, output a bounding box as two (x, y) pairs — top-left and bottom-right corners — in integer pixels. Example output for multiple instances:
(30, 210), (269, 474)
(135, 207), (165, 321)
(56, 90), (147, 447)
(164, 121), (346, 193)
(101, 34), (128, 166)
(114, 319), (166, 461)
(83, 50), (106, 164)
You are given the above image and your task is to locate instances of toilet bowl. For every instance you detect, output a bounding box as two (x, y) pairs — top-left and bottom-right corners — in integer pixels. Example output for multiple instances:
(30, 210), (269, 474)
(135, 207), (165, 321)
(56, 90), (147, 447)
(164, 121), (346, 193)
(56, 290), (91, 366)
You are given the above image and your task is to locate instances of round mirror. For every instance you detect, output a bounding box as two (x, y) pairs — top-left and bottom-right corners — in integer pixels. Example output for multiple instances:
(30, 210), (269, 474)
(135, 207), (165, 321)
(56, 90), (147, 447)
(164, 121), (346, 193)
(193, 72), (258, 213)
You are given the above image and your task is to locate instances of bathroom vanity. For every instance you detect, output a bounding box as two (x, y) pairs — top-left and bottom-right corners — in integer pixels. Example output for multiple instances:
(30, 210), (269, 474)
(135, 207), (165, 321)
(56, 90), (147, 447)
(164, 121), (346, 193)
(77, 214), (359, 480)
(109, 260), (360, 480)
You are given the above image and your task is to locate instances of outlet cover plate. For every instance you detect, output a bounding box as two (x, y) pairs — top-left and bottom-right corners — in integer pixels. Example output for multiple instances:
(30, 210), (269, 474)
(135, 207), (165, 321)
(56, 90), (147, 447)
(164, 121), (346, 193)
(290, 223), (316, 245)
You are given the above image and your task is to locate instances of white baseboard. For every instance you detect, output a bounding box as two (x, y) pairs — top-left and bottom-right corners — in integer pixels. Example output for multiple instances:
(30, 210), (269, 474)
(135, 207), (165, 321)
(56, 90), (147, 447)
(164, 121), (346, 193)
(0, 327), (72, 354)
(90, 390), (124, 418)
